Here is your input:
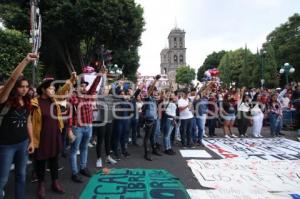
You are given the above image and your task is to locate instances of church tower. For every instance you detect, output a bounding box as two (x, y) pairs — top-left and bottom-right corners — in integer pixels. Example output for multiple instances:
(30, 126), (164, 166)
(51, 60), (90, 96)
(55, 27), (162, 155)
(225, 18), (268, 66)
(160, 27), (186, 80)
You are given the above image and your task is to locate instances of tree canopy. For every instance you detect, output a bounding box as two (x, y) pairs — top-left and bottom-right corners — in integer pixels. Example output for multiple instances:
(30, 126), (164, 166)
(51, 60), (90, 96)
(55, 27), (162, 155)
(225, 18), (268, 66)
(197, 50), (226, 81)
(0, 28), (43, 83)
(197, 13), (299, 88)
(176, 66), (196, 86)
(264, 13), (300, 84)
(0, 0), (145, 82)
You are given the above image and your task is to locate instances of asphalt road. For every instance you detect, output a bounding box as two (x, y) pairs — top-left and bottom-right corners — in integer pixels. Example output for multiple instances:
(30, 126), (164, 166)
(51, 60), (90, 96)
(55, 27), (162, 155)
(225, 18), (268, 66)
(5, 126), (298, 199)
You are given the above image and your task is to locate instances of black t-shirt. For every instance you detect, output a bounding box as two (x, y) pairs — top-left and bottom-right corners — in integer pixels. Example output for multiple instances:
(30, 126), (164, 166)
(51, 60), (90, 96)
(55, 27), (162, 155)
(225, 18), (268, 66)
(0, 104), (29, 145)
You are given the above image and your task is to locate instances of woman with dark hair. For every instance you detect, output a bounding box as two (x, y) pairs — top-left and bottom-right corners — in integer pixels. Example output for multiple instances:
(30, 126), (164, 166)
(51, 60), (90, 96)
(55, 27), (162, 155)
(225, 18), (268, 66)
(250, 93), (264, 137)
(267, 93), (283, 137)
(31, 72), (76, 198)
(0, 53), (37, 199)
(221, 94), (238, 138)
(236, 88), (249, 137)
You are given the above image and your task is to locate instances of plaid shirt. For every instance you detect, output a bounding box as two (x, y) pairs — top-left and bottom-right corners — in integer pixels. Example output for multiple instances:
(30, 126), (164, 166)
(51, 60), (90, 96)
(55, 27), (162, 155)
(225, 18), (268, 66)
(68, 76), (101, 127)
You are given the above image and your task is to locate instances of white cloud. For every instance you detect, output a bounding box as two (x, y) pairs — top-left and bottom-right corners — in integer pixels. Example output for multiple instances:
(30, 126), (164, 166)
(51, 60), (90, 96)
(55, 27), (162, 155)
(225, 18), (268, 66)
(135, 0), (300, 76)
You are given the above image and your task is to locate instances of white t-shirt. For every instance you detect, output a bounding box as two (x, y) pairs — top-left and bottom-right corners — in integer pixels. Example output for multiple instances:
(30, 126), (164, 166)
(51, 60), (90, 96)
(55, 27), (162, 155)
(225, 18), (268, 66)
(251, 104), (263, 116)
(165, 102), (177, 118)
(282, 97), (290, 109)
(178, 98), (193, 120)
(238, 102), (250, 112)
(136, 101), (143, 113)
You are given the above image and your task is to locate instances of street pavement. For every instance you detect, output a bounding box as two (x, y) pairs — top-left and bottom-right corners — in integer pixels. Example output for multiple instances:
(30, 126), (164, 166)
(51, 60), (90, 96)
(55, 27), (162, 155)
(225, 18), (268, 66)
(5, 126), (298, 199)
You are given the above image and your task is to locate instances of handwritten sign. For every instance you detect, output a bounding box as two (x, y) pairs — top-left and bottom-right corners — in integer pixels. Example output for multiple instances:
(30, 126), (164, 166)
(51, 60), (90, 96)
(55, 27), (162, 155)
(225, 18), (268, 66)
(203, 138), (300, 160)
(187, 159), (300, 192)
(80, 169), (191, 199)
(187, 188), (275, 199)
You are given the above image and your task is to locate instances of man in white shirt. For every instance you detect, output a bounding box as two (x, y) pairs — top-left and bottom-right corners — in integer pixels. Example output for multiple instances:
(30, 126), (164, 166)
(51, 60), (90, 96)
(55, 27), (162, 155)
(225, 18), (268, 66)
(178, 90), (194, 147)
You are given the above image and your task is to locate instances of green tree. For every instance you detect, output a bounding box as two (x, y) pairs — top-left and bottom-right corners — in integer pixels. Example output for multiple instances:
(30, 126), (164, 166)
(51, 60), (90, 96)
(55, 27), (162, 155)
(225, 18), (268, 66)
(0, 28), (43, 83)
(197, 50), (226, 81)
(219, 48), (246, 86)
(260, 44), (279, 88)
(0, 0), (145, 81)
(265, 13), (300, 84)
(238, 46), (259, 88)
(175, 66), (196, 86)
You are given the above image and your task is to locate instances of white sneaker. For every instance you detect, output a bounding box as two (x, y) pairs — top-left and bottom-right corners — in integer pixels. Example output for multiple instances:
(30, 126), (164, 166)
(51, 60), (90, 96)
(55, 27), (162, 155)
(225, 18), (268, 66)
(224, 135), (230, 138)
(258, 135), (263, 138)
(203, 134), (208, 138)
(231, 134), (238, 138)
(96, 159), (103, 168)
(77, 150), (80, 155)
(106, 155), (117, 164)
(88, 143), (94, 148)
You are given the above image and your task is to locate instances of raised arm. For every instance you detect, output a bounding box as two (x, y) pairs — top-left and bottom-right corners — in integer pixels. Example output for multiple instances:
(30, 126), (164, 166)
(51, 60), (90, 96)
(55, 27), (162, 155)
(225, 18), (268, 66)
(56, 72), (77, 96)
(0, 53), (38, 103)
(87, 72), (105, 95)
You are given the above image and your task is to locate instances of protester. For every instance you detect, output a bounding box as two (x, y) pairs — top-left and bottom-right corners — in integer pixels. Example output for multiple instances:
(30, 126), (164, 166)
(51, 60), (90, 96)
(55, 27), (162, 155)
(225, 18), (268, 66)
(267, 93), (283, 137)
(142, 85), (161, 161)
(250, 93), (264, 138)
(32, 72), (77, 198)
(94, 86), (117, 168)
(193, 92), (208, 145)
(206, 94), (217, 137)
(0, 53), (37, 199)
(162, 93), (177, 155)
(68, 72), (102, 183)
(236, 88), (250, 137)
(178, 90), (194, 147)
(112, 88), (131, 160)
(222, 94), (238, 138)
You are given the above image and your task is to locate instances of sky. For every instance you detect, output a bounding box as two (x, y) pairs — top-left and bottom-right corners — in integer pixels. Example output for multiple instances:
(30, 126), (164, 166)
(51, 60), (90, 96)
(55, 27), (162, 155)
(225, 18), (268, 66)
(135, 0), (300, 76)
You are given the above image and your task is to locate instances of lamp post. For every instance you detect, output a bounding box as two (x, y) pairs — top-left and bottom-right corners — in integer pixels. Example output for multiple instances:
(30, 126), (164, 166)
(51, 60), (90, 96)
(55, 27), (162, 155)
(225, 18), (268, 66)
(260, 50), (266, 88)
(279, 63), (295, 85)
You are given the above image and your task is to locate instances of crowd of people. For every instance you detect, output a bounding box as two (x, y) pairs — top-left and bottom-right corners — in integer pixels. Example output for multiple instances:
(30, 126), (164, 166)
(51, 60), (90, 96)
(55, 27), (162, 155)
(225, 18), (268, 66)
(0, 53), (300, 199)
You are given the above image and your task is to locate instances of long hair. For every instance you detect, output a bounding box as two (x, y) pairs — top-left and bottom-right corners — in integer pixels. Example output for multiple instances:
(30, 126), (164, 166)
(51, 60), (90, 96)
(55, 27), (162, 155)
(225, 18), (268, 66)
(6, 76), (32, 111)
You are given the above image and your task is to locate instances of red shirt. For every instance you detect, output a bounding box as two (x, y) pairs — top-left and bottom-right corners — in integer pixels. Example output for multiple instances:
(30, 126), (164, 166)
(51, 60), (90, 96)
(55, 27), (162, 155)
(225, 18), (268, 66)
(68, 76), (101, 127)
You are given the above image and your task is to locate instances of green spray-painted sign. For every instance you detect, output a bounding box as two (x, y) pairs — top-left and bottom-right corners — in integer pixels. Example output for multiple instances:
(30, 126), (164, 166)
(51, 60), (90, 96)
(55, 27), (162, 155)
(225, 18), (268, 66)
(80, 169), (191, 199)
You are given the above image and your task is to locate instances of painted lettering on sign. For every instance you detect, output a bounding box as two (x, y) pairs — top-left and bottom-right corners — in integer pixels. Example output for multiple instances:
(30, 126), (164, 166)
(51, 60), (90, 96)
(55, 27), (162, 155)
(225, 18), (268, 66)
(80, 169), (190, 199)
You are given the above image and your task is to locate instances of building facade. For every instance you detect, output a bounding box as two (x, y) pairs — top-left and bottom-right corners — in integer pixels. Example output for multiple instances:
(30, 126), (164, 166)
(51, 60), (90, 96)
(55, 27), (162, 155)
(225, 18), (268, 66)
(160, 27), (186, 81)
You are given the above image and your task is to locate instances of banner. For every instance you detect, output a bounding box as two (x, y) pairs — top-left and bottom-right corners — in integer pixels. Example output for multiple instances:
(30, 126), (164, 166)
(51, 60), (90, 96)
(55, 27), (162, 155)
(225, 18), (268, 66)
(180, 150), (212, 158)
(203, 138), (300, 160)
(187, 189), (274, 199)
(187, 159), (300, 192)
(80, 169), (191, 199)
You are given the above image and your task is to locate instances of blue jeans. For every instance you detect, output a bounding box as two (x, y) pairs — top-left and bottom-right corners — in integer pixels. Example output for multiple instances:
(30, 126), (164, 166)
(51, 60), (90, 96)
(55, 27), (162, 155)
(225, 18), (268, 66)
(130, 118), (138, 144)
(191, 117), (197, 142)
(163, 118), (175, 150)
(195, 114), (207, 143)
(269, 113), (282, 136)
(70, 126), (92, 175)
(154, 118), (161, 145)
(0, 139), (29, 199)
(114, 119), (129, 154)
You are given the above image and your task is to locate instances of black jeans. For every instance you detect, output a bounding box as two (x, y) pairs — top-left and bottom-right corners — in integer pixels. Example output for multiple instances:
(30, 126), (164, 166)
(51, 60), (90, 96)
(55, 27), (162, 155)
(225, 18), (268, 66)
(180, 118), (192, 147)
(237, 111), (248, 136)
(35, 156), (59, 182)
(143, 120), (156, 154)
(94, 123), (112, 158)
(207, 118), (217, 136)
